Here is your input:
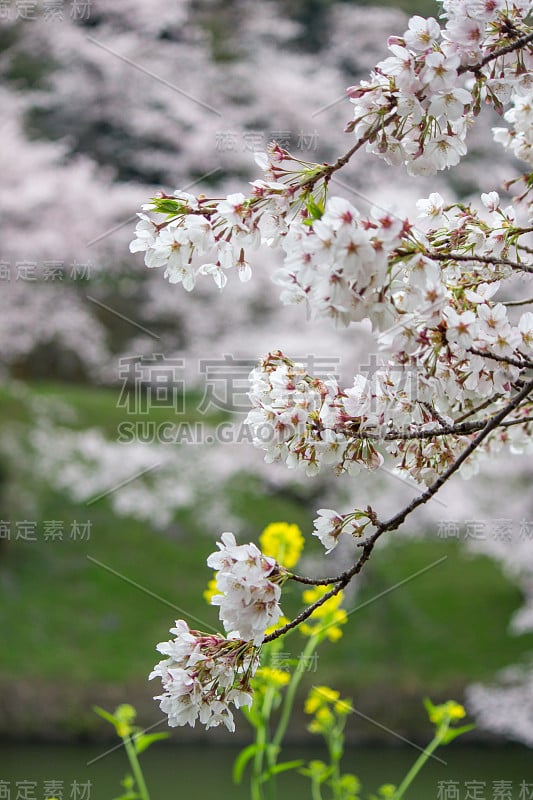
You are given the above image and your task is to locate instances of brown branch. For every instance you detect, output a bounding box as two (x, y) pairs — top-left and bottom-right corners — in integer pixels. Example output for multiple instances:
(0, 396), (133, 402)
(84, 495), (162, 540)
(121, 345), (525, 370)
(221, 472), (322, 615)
(340, 412), (533, 442)
(459, 30), (533, 75)
(421, 401), (450, 428)
(298, 112), (398, 193)
(455, 395), (501, 423)
(503, 297), (533, 307)
(264, 377), (533, 635)
(467, 347), (533, 370)
(427, 250), (533, 274)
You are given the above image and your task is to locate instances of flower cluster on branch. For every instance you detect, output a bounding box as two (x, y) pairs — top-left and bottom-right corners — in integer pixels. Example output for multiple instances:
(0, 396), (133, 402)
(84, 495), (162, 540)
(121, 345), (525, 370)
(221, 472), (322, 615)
(141, 0), (533, 732)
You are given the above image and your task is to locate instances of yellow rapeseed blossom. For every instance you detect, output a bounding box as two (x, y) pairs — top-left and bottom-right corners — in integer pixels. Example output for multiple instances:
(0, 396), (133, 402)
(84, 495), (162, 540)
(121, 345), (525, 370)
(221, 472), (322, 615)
(305, 686), (340, 714)
(300, 585), (347, 641)
(259, 522), (304, 569)
(255, 667), (291, 688)
(305, 686), (351, 734)
(428, 700), (466, 726)
(203, 576), (218, 604)
(334, 697), (352, 715)
(308, 706), (334, 733)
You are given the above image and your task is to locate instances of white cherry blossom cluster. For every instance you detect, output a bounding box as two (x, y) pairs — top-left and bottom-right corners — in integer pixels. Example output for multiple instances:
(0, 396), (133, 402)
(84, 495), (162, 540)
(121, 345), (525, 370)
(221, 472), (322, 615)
(246, 351), (438, 477)
(139, 0), (533, 738)
(444, 298), (532, 360)
(379, 284), (533, 486)
(417, 189), (522, 266)
(129, 145), (333, 293)
(374, 285), (533, 478)
(441, 1), (533, 59)
(129, 173), (291, 291)
(388, 400), (533, 489)
(381, 190), (533, 360)
(129, 193), (258, 291)
(346, 2), (532, 175)
(150, 619), (258, 731)
(246, 299), (532, 498)
(493, 88), (533, 167)
(313, 508), (375, 553)
(274, 196), (409, 326)
(384, 277), (532, 378)
(207, 532), (285, 645)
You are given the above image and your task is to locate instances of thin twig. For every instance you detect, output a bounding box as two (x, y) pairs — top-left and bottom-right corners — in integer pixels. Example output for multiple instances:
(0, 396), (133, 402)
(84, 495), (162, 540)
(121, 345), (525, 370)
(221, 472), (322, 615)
(427, 250), (533, 275)
(467, 347), (533, 370)
(503, 297), (533, 307)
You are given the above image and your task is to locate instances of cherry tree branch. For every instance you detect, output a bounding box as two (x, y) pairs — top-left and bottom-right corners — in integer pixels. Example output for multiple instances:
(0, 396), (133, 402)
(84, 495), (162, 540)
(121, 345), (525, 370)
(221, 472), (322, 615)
(264, 377), (533, 639)
(467, 347), (533, 370)
(299, 112), (397, 193)
(455, 396), (502, 423)
(338, 412), (533, 443)
(426, 250), (533, 275)
(459, 30), (533, 75)
(503, 297), (533, 307)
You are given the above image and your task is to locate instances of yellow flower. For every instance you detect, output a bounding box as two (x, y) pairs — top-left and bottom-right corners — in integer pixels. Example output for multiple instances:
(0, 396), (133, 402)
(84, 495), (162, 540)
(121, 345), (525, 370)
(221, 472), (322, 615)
(255, 667), (291, 688)
(305, 686), (351, 734)
(305, 686), (340, 714)
(334, 697), (352, 715)
(428, 700), (466, 726)
(300, 586), (347, 640)
(309, 706), (334, 732)
(447, 701), (466, 721)
(259, 522), (304, 569)
(325, 620), (345, 642)
(203, 576), (218, 605)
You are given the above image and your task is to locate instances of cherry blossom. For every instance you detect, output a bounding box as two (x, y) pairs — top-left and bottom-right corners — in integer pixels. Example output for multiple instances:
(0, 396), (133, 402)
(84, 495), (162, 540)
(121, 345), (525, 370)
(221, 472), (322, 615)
(150, 619), (258, 731)
(124, 0), (533, 735)
(207, 532), (286, 645)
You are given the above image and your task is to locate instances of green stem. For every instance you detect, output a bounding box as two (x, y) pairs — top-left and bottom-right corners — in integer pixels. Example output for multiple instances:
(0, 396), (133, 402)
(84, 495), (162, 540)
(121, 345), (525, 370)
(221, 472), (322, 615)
(392, 727), (447, 800)
(123, 735), (151, 800)
(252, 685), (277, 800)
(271, 635), (319, 755)
(328, 729), (343, 800)
(311, 775), (324, 800)
(251, 764), (263, 800)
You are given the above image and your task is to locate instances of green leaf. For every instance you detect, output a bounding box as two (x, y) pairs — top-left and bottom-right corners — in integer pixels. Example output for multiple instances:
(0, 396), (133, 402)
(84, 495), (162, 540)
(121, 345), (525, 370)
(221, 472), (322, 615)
(261, 760), (305, 780)
(441, 723), (476, 744)
(150, 198), (185, 215)
(93, 706), (118, 726)
(423, 697), (436, 720)
(233, 743), (262, 784)
(304, 196), (324, 221)
(133, 732), (170, 755)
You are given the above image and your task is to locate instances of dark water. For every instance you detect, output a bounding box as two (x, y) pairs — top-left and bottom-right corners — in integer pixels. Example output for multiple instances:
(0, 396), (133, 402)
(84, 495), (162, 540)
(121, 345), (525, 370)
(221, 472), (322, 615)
(1, 742), (532, 798)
